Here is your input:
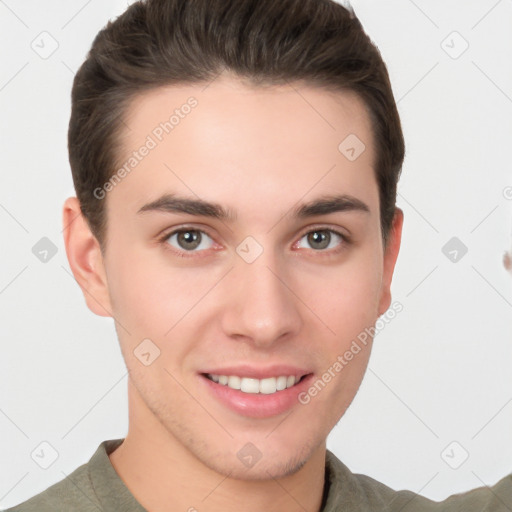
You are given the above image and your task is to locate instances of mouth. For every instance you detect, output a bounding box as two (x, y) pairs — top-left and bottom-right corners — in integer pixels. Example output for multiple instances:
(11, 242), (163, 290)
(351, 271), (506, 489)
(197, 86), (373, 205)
(198, 365), (315, 418)
(201, 372), (311, 395)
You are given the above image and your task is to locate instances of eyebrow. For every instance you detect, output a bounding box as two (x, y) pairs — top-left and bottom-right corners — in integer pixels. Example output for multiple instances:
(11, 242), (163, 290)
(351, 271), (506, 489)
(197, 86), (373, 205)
(137, 193), (370, 221)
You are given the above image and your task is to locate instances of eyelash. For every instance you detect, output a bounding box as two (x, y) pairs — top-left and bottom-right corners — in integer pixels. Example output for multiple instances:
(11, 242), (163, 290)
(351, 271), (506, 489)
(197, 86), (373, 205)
(157, 225), (351, 259)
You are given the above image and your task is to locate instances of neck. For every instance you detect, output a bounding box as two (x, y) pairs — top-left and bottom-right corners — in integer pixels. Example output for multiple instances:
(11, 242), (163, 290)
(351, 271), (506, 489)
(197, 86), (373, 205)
(109, 378), (328, 512)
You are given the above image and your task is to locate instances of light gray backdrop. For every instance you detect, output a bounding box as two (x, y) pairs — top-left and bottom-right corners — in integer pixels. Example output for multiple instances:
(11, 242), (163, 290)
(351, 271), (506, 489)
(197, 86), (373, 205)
(1, 0), (511, 508)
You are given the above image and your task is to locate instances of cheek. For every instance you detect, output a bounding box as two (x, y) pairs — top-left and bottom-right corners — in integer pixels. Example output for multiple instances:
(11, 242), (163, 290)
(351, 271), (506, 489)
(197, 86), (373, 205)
(106, 247), (218, 340)
(312, 254), (383, 337)
(105, 247), (175, 336)
(106, 256), (196, 377)
(304, 260), (381, 417)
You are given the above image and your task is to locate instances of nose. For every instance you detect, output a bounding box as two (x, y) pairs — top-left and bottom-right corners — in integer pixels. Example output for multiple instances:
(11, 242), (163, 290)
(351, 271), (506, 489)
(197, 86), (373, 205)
(220, 246), (303, 348)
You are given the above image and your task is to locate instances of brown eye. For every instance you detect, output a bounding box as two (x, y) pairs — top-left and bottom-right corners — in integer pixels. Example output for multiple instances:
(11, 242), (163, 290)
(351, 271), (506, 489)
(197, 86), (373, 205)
(307, 231), (331, 250)
(296, 229), (347, 252)
(164, 229), (214, 253)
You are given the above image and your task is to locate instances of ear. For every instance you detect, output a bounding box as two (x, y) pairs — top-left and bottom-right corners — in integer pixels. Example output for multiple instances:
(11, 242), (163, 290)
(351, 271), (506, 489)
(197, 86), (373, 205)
(377, 207), (404, 316)
(62, 197), (113, 317)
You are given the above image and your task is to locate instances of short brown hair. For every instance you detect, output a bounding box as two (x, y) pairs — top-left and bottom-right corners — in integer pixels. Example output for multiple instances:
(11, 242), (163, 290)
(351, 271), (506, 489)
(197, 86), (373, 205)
(68, 0), (405, 252)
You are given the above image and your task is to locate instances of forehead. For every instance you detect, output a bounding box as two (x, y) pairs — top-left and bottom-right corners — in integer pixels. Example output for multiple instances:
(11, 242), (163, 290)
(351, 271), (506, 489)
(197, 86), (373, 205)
(121, 77), (373, 149)
(109, 76), (378, 218)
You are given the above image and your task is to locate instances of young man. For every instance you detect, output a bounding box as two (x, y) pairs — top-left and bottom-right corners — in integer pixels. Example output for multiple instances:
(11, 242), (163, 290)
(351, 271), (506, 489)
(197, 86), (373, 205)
(6, 0), (512, 510)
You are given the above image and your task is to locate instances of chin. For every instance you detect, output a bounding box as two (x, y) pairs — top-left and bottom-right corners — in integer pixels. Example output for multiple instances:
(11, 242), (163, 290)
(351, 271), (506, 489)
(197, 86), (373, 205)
(219, 449), (313, 481)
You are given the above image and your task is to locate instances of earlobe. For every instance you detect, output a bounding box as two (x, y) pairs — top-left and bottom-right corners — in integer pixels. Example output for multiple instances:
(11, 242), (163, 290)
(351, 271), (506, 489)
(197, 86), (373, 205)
(377, 207), (404, 317)
(62, 197), (113, 318)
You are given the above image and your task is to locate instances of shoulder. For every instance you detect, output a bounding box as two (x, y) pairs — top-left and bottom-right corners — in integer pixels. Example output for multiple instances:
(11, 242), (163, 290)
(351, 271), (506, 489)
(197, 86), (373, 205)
(3, 439), (124, 512)
(325, 450), (512, 511)
(2, 464), (99, 512)
(325, 450), (439, 510)
(439, 472), (512, 511)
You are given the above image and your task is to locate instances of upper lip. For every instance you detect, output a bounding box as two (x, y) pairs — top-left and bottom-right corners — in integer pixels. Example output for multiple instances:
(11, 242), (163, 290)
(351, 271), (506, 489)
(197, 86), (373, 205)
(200, 364), (312, 380)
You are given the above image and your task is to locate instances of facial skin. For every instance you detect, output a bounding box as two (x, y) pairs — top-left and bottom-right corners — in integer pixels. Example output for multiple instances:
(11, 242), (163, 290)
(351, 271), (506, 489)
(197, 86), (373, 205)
(63, 73), (403, 512)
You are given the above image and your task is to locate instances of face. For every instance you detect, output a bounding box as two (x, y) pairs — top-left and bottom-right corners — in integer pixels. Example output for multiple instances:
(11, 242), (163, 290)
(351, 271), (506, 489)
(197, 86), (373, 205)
(73, 74), (402, 479)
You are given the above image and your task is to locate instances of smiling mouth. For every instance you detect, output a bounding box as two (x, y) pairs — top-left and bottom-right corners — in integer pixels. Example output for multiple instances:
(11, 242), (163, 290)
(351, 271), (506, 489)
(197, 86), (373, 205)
(202, 373), (311, 395)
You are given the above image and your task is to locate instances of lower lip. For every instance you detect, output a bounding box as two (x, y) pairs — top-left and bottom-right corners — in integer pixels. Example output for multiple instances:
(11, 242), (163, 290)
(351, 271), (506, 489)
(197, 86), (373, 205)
(199, 373), (314, 418)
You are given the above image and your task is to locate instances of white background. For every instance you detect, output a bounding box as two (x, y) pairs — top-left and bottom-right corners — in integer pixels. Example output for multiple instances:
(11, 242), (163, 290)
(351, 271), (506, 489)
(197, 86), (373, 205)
(0, 0), (511, 508)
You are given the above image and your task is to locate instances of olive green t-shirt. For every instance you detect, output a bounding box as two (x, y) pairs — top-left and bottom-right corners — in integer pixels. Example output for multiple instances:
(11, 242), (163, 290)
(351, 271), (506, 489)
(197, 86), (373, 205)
(4, 438), (512, 511)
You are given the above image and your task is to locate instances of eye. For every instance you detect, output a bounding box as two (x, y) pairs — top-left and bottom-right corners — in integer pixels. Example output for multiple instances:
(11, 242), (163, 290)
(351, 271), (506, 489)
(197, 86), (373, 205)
(160, 228), (215, 256)
(158, 226), (350, 258)
(295, 228), (349, 252)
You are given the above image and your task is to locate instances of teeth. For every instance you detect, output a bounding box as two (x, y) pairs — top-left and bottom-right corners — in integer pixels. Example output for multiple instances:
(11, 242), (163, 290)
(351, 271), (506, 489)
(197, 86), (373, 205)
(207, 374), (301, 394)
(276, 376), (287, 391)
(241, 378), (260, 393)
(227, 375), (241, 389)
